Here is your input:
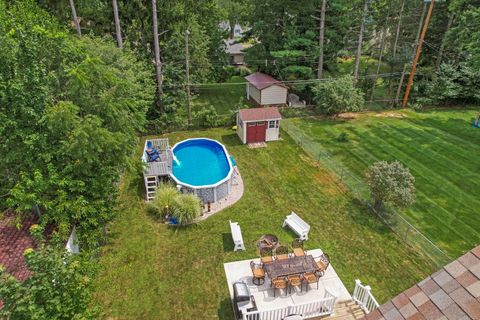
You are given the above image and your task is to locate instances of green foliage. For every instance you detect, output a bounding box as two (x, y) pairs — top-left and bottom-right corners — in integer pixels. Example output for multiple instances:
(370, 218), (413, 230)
(422, 63), (480, 105)
(365, 161), (416, 213)
(337, 132), (349, 143)
(193, 106), (220, 128)
(0, 1), (154, 248)
(312, 75), (365, 115)
(149, 184), (202, 225)
(0, 244), (98, 319)
(173, 193), (203, 225)
(151, 183), (179, 218)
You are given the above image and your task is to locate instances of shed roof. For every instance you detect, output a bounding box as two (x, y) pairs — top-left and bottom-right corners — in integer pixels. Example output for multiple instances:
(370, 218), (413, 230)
(238, 107), (282, 122)
(245, 72), (287, 90)
(363, 245), (480, 320)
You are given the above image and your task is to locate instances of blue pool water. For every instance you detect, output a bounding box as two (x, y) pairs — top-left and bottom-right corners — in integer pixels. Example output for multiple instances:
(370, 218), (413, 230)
(172, 139), (232, 186)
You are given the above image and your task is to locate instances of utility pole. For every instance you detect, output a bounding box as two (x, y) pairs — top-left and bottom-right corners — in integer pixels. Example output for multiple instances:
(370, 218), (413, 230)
(353, 0), (368, 82)
(317, 0), (326, 79)
(68, 0), (81, 36)
(151, 0), (163, 113)
(185, 30), (191, 126)
(402, 0), (435, 108)
(112, 0), (123, 48)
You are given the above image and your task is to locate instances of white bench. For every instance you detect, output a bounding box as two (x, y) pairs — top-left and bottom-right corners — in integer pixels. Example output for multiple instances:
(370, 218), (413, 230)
(282, 211), (310, 240)
(229, 220), (245, 251)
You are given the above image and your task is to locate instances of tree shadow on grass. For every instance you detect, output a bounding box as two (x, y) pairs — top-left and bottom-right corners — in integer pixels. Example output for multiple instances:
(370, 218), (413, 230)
(221, 133), (243, 147)
(218, 297), (235, 320)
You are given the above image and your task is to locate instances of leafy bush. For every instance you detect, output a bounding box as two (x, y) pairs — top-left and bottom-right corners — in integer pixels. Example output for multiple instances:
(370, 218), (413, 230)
(173, 194), (203, 225)
(193, 106), (220, 128)
(337, 132), (349, 142)
(422, 63), (480, 105)
(365, 161), (416, 213)
(311, 75), (365, 115)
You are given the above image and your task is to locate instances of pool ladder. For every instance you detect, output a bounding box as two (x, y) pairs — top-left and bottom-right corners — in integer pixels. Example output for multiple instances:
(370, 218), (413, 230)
(145, 175), (158, 201)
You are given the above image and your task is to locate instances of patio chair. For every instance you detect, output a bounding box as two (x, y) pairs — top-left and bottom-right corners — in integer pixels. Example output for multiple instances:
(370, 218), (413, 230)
(250, 261), (265, 286)
(315, 253), (330, 276)
(303, 272), (320, 291)
(275, 245), (289, 261)
(291, 238), (305, 257)
(260, 248), (274, 265)
(145, 141), (161, 162)
(271, 277), (288, 297)
(287, 274), (303, 294)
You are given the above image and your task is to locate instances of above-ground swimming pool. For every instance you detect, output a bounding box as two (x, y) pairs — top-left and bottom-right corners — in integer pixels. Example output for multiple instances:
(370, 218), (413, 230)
(171, 138), (234, 203)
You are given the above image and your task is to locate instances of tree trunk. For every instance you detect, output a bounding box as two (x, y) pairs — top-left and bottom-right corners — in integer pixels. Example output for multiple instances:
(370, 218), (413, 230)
(392, 0), (405, 60)
(317, 0), (326, 79)
(68, 0), (81, 36)
(229, 20), (235, 39)
(151, 0), (163, 113)
(373, 198), (384, 214)
(112, 0), (123, 48)
(370, 29), (386, 101)
(353, 0), (368, 83)
(436, 13), (454, 71)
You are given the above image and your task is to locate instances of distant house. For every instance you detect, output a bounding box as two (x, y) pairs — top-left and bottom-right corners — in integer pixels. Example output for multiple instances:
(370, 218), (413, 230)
(236, 107), (281, 144)
(225, 40), (251, 65)
(219, 22), (249, 38)
(245, 72), (288, 106)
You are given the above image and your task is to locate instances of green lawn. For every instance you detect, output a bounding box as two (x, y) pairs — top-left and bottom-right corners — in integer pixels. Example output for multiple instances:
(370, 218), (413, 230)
(284, 108), (480, 258)
(192, 76), (247, 115)
(94, 128), (433, 319)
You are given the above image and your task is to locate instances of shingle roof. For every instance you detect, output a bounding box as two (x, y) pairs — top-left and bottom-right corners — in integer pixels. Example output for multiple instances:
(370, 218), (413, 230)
(364, 245), (480, 320)
(238, 107), (282, 122)
(244, 72), (287, 90)
(0, 212), (39, 281)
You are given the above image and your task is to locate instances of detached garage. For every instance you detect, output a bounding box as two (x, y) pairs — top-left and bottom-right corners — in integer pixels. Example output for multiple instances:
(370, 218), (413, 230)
(236, 107), (282, 144)
(245, 72), (288, 106)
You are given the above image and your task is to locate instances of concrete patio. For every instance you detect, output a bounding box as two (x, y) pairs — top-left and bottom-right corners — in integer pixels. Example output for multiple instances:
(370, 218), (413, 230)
(224, 249), (355, 319)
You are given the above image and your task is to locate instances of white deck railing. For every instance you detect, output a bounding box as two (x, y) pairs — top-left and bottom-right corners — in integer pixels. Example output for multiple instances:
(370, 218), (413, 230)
(352, 279), (379, 314)
(242, 291), (336, 320)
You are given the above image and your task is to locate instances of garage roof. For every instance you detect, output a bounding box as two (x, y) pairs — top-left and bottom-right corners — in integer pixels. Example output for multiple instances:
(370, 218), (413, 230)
(239, 107), (282, 122)
(245, 72), (287, 90)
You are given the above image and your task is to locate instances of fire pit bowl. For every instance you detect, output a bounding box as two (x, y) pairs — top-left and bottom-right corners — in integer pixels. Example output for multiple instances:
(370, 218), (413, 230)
(256, 234), (279, 251)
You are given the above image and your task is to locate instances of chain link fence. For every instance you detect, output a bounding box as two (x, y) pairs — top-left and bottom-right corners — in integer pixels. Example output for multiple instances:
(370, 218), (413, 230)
(282, 119), (452, 268)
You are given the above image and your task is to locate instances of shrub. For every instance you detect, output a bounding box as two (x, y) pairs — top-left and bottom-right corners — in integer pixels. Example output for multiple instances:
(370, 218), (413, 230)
(150, 184), (202, 225)
(173, 194), (202, 225)
(365, 161), (416, 213)
(311, 75), (365, 115)
(337, 132), (349, 142)
(151, 183), (179, 218)
(193, 106), (219, 128)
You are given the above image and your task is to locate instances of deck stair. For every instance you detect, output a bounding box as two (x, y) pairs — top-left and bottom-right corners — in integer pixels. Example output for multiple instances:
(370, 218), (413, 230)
(145, 175), (158, 201)
(326, 300), (365, 320)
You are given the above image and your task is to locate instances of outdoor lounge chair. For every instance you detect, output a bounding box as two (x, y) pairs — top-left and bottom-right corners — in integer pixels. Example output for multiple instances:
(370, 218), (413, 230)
(292, 238), (305, 257)
(271, 277), (288, 297)
(145, 141), (161, 162)
(250, 261), (265, 286)
(275, 245), (289, 261)
(287, 274), (303, 294)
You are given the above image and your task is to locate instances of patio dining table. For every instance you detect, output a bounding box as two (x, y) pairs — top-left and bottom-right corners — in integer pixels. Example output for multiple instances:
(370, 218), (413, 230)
(264, 255), (318, 279)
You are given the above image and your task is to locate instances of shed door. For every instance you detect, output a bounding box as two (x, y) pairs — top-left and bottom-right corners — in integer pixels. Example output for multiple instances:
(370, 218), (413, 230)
(246, 121), (266, 143)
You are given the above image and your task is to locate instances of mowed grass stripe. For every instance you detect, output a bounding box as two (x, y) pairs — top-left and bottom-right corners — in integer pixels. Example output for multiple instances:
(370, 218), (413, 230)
(287, 110), (480, 256)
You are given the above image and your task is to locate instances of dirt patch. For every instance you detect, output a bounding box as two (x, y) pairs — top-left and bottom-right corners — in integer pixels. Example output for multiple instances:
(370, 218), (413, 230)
(337, 112), (361, 119)
(313, 171), (347, 196)
(374, 112), (407, 118)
